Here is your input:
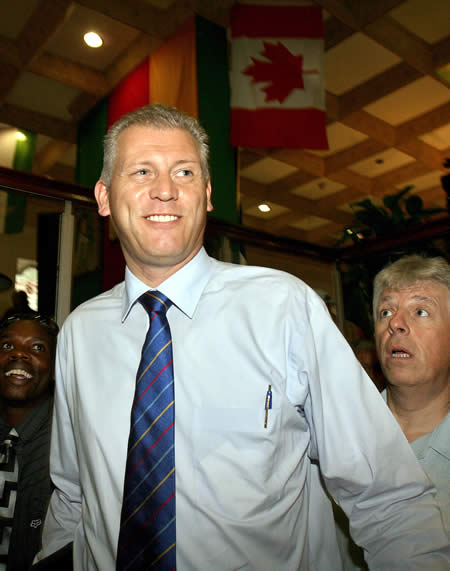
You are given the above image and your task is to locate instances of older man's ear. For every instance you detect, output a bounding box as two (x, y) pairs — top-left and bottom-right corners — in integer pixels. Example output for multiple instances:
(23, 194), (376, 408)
(94, 180), (111, 217)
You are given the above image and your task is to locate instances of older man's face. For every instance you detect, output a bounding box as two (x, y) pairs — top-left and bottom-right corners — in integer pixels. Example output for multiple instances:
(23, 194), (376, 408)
(375, 281), (449, 392)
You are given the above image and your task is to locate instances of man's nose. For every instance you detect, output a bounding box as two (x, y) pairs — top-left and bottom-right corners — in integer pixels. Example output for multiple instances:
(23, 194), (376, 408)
(9, 349), (29, 360)
(388, 311), (409, 334)
(149, 172), (178, 201)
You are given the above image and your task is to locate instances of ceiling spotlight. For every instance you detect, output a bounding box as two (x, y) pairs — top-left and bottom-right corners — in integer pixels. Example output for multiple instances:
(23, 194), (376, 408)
(15, 131), (26, 141)
(258, 203), (271, 213)
(84, 31), (103, 48)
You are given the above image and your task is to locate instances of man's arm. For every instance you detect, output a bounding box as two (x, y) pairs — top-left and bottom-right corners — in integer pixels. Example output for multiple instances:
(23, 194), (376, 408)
(34, 326), (83, 562)
(301, 290), (449, 569)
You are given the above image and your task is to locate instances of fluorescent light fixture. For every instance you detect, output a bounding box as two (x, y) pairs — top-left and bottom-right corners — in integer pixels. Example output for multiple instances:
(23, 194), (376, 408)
(258, 203), (271, 213)
(84, 31), (103, 48)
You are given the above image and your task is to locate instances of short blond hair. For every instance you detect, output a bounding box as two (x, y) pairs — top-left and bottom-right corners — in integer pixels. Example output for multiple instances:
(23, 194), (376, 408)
(373, 255), (450, 320)
(100, 104), (210, 186)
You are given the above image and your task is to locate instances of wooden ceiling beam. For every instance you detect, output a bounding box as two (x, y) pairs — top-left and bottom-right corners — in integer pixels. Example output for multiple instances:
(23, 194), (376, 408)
(0, 36), (21, 68)
(324, 15), (354, 50)
(358, 0), (405, 26)
(341, 110), (396, 146)
(364, 16), (435, 77)
(313, 1), (362, 30)
(267, 171), (316, 194)
(0, 103), (77, 143)
(269, 149), (325, 177)
(240, 176), (352, 225)
(68, 32), (162, 120)
(33, 140), (73, 176)
(242, 213), (311, 243)
(433, 36), (450, 69)
(396, 102), (450, 143)
(303, 221), (343, 246)
(28, 52), (108, 96)
(337, 62), (422, 118)
(324, 138), (387, 174)
(371, 161), (430, 194)
(18, 0), (73, 66)
(75, 0), (190, 39)
(326, 167), (374, 194)
(316, 187), (365, 211)
(396, 139), (445, 171)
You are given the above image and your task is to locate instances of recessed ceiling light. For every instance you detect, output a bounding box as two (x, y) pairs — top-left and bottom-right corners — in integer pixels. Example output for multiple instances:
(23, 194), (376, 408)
(15, 131), (26, 141)
(84, 31), (103, 48)
(258, 203), (271, 213)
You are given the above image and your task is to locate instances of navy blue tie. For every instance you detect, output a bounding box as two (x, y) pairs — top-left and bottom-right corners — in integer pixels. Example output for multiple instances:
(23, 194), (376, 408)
(116, 291), (176, 570)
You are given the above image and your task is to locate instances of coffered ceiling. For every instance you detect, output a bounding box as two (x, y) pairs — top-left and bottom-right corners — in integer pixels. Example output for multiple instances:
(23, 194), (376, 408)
(0, 0), (448, 248)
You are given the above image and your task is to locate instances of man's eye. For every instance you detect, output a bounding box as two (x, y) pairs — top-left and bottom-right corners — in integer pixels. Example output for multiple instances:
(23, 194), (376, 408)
(135, 169), (148, 175)
(175, 169), (193, 177)
(0, 341), (13, 350)
(416, 308), (429, 317)
(32, 343), (46, 352)
(380, 309), (392, 318)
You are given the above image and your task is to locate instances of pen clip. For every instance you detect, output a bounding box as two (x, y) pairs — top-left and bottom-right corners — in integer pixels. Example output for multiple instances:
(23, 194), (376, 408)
(264, 385), (272, 428)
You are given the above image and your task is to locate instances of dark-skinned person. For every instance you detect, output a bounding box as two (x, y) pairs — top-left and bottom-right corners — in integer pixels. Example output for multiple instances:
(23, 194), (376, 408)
(36, 104), (449, 570)
(0, 314), (58, 570)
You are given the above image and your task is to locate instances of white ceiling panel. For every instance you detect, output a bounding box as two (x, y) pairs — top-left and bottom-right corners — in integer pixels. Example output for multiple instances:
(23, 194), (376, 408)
(325, 32), (401, 95)
(0, 0), (39, 39)
(364, 76), (450, 125)
(348, 148), (415, 177)
(46, 4), (140, 71)
(389, 0), (450, 43)
(241, 157), (298, 184)
(395, 170), (444, 192)
(291, 177), (346, 200)
(419, 123), (450, 150)
(310, 122), (368, 156)
(5, 72), (80, 121)
(289, 215), (330, 230)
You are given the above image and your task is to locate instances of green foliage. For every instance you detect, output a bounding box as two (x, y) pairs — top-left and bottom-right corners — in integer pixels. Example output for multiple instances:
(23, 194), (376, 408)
(339, 186), (446, 245)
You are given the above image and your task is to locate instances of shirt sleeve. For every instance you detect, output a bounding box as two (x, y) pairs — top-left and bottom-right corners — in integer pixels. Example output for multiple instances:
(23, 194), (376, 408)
(34, 324), (83, 561)
(297, 288), (449, 569)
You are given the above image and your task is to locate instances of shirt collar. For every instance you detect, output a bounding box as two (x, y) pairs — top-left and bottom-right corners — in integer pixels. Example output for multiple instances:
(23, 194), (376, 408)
(122, 247), (214, 321)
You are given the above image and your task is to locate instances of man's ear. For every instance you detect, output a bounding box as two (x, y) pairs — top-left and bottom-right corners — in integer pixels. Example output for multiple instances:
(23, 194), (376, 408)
(94, 180), (110, 217)
(206, 180), (214, 213)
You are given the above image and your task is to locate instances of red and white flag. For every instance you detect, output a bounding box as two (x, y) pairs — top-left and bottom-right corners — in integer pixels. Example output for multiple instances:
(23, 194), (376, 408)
(230, 3), (328, 149)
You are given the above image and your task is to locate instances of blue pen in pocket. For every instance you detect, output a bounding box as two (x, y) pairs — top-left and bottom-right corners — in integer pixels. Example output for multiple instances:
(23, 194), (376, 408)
(264, 384), (272, 428)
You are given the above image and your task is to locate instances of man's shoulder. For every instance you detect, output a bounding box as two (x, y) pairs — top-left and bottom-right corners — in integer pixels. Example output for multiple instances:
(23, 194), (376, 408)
(431, 413), (450, 459)
(61, 281), (125, 334)
(211, 259), (310, 292)
(69, 281), (124, 316)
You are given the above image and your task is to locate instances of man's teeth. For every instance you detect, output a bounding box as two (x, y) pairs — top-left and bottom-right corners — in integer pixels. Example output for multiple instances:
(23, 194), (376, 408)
(147, 215), (178, 222)
(392, 351), (411, 358)
(5, 369), (32, 378)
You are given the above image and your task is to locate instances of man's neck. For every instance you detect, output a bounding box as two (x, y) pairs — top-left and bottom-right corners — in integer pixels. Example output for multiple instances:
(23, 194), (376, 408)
(386, 383), (449, 443)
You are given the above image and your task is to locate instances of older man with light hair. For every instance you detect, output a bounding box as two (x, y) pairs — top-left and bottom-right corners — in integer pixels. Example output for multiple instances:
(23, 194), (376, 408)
(373, 254), (449, 534)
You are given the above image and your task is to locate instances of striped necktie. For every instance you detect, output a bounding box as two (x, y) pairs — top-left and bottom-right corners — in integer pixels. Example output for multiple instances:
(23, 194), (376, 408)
(116, 291), (176, 570)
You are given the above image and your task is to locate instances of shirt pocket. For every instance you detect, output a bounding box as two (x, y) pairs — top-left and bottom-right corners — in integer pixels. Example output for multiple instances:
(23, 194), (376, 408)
(192, 406), (282, 521)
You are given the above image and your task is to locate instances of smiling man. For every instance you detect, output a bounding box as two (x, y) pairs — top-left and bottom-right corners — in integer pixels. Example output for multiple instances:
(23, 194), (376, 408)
(374, 254), (449, 534)
(0, 313), (58, 570)
(37, 105), (449, 571)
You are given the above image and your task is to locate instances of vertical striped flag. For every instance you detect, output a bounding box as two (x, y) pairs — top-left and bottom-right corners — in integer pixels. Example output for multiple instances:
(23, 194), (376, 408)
(76, 15), (237, 291)
(230, 3), (328, 149)
(0, 127), (36, 233)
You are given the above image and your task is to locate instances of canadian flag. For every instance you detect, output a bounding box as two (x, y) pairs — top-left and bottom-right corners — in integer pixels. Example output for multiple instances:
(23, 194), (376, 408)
(230, 4), (328, 149)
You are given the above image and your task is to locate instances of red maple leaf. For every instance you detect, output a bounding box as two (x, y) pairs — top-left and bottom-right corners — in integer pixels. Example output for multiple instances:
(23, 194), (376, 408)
(243, 41), (317, 104)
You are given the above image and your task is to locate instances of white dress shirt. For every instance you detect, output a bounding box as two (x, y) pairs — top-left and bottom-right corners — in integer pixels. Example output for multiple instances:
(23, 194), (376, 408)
(37, 248), (449, 570)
